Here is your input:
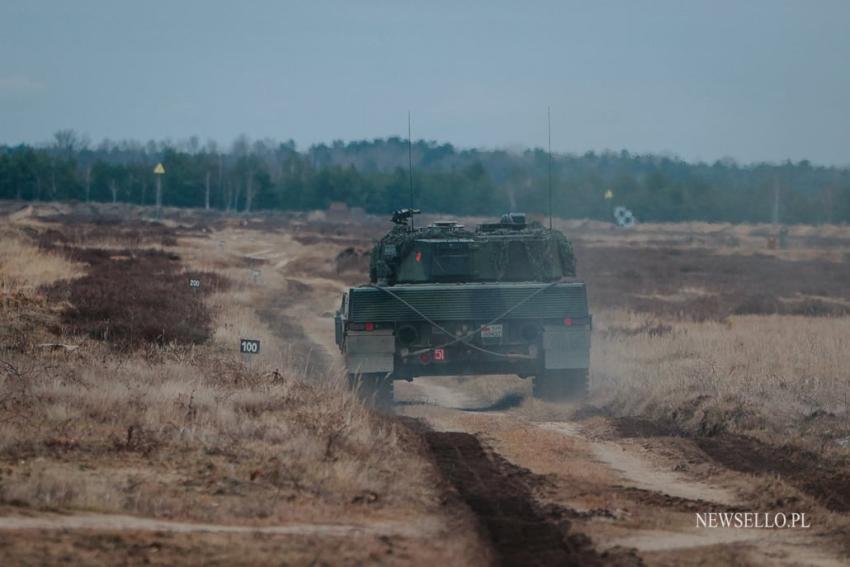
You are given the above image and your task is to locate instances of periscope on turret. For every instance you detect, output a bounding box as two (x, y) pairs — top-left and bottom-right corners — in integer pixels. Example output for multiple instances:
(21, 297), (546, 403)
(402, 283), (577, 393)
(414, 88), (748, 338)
(334, 210), (591, 406)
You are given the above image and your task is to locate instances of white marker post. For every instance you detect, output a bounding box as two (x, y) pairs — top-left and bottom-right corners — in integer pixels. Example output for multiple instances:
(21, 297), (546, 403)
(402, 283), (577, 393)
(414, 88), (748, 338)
(153, 162), (165, 219)
(604, 190), (614, 224)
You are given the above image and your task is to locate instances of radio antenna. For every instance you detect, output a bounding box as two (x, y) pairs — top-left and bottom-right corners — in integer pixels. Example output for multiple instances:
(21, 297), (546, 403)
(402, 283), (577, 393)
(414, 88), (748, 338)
(408, 111), (415, 230)
(548, 106), (553, 230)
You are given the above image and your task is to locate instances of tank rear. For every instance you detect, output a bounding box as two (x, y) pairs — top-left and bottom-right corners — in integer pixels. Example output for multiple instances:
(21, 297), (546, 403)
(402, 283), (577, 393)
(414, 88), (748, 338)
(335, 211), (591, 404)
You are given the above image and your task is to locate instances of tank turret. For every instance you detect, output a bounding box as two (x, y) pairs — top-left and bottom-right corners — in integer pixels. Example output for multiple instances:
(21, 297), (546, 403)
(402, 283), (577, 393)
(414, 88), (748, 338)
(370, 210), (575, 286)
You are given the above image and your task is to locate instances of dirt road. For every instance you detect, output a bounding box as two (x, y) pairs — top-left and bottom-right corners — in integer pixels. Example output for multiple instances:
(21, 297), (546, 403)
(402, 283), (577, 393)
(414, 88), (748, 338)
(396, 380), (847, 566)
(273, 223), (850, 566)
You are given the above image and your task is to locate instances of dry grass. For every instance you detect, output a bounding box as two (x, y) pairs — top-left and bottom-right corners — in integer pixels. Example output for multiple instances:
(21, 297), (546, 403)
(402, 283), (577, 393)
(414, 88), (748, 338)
(556, 217), (850, 256)
(0, 347), (435, 522)
(590, 309), (850, 451)
(5, 202), (850, 538)
(0, 229), (84, 352)
(0, 232), (83, 293)
(0, 211), (439, 526)
(545, 216), (850, 455)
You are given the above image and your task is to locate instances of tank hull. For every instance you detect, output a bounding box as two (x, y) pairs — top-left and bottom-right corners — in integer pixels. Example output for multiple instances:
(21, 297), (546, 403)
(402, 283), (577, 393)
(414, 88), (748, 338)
(335, 282), (591, 381)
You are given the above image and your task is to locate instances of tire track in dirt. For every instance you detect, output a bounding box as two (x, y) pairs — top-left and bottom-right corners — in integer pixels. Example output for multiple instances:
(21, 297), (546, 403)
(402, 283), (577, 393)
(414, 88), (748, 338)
(696, 434), (850, 513)
(537, 422), (738, 506)
(0, 513), (440, 538)
(401, 381), (850, 565)
(612, 418), (850, 513)
(422, 429), (633, 567)
(256, 285), (333, 376)
(233, 233), (344, 377)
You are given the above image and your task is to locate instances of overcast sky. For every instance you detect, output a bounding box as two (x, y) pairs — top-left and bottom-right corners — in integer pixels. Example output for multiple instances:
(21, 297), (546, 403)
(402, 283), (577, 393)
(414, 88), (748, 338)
(1, 1), (849, 165)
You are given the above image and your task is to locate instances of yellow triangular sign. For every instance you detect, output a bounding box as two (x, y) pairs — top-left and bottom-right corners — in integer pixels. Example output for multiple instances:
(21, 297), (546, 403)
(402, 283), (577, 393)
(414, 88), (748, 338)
(153, 163), (166, 175)
(604, 190), (614, 200)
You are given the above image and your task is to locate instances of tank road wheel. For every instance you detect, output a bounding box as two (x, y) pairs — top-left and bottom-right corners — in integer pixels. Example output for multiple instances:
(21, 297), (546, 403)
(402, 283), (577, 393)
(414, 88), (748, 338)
(347, 373), (394, 411)
(533, 369), (588, 401)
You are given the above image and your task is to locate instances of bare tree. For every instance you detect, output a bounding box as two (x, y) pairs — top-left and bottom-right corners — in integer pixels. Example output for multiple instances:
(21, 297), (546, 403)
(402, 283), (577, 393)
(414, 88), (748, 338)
(772, 178), (780, 225)
(84, 165), (92, 202)
(231, 135), (252, 214)
(232, 134), (250, 157)
(205, 170), (211, 210)
(53, 129), (82, 156)
(244, 172), (254, 214)
(109, 180), (119, 204)
(15, 171), (22, 200)
(187, 135), (200, 154)
(218, 153), (224, 211)
(232, 179), (241, 212)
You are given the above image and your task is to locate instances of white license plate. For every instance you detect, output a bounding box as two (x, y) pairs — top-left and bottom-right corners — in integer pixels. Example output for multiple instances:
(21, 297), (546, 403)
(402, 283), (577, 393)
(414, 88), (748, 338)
(480, 324), (503, 338)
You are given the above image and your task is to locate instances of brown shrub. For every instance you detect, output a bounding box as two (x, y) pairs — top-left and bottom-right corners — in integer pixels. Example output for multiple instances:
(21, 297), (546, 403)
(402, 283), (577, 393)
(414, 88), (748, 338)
(334, 247), (370, 274)
(733, 294), (781, 315)
(37, 218), (180, 248)
(577, 244), (850, 320)
(45, 249), (229, 348)
(788, 299), (850, 317)
(603, 321), (674, 339)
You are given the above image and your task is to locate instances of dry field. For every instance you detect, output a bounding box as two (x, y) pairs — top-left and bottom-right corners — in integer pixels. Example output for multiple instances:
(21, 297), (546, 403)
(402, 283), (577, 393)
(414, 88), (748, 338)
(1, 201), (850, 565)
(560, 218), (850, 459)
(0, 203), (486, 565)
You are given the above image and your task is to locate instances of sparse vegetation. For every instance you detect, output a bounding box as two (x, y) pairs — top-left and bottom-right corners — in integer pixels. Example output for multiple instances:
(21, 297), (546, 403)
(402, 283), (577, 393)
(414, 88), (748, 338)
(0, 210), (440, 529)
(44, 248), (227, 348)
(0, 233), (84, 352)
(0, 233), (83, 293)
(539, 220), (850, 453)
(591, 310), (850, 450)
(0, 348), (435, 521)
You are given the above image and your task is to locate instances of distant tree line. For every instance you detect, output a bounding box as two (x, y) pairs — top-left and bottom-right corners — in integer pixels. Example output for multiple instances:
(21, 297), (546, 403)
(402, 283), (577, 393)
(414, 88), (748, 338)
(1, 130), (849, 224)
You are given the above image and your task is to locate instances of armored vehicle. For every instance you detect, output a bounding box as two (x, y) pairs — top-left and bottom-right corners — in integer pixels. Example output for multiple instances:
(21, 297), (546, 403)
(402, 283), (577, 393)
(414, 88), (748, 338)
(334, 210), (591, 407)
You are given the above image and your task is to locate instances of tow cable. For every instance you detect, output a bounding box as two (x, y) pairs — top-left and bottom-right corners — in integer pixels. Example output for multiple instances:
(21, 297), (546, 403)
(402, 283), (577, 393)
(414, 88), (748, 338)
(368, 282), (559, 360)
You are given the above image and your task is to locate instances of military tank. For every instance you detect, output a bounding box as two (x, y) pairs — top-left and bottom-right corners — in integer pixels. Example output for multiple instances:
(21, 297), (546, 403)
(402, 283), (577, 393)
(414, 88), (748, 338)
(334, 209), (591, 407)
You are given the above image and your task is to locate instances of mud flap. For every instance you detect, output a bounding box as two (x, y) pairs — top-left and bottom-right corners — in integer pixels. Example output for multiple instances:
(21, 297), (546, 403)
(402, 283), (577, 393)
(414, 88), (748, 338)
(334, 312), (343, 347)
(542, 325), (590, 370)
(345, 330), (395, 374)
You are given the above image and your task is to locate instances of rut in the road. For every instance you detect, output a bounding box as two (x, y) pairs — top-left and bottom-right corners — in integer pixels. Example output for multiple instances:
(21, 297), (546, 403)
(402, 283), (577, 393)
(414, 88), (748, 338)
(613, 417), (850, 513)
(256, 282), (332, 376)
(424, 431), (607, 567)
